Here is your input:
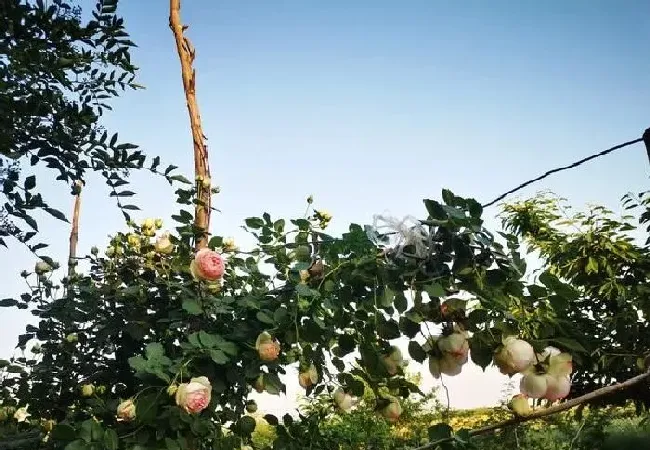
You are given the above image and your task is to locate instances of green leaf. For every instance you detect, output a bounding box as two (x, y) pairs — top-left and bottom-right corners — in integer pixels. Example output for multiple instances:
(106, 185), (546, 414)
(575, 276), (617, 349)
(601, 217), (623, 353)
(238, 416), (257, 434)
(44, 207), (68, 222)
(218, 341), (238, 356)
(24, 175), (36, 190)
(103, 429), (118, 450)
(135, 393), (159, 424)
(424, 283), (445, 298)
(209, 349), (229, 364)
(0, 298), (18, 307)
(394, 291), (408, 313)
(79, 419), (101, 443)
(51, 424), (76, 441)
(127, 355), (147, 373)
(424, 199), (446, 220)
(164, 437), (181, 450)
(377, 318), (401, 340)
(428, 423), (453, 442)
(338, 334), (356, 355)
(256, 310), (275, 324)
(64, 440), (89, 450)
(169, 174), (192, 184)
(381, 287), (395, 307)
(245, 217), (264, 229)
(145, 342), (165, 361)
(295, 283), (318, 297)
(468, 309), (488, 328)
(182, 299), (203, 315)
(408, 341), (427, 363)
(441, 188), (455, 206)
(198, 331), (219, 348)
(469, 337), (493, 370)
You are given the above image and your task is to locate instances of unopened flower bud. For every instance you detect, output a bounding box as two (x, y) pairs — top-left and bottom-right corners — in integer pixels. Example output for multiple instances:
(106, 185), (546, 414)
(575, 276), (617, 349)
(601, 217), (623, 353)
(35, 261), (52, 275)
(80, 384), (95, 397)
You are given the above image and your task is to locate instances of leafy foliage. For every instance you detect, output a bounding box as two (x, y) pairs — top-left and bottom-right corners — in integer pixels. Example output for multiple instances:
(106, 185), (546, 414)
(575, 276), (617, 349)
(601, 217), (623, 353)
(0, 185), (592, 450)
(501, 192), (650, 406)
(0, 0), (151, 250)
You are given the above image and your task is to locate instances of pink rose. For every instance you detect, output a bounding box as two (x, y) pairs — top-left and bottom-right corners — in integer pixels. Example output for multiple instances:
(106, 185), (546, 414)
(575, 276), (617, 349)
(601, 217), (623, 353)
(190, 249), (225, 282)
(175, 376), (212, 414)
(255, 332), (280, 362)
(381, 397), (402, 423)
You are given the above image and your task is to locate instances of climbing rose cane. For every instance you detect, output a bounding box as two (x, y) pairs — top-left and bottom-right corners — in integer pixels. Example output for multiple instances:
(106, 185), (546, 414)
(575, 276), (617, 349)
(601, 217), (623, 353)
(175, 376), (212, 414)
(190, 248), (225, 281)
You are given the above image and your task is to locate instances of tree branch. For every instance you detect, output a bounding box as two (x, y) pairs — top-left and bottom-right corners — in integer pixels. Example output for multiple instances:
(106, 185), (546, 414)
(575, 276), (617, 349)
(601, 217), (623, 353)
(414, 370), (650, 450)
(169, 0), (212, 250)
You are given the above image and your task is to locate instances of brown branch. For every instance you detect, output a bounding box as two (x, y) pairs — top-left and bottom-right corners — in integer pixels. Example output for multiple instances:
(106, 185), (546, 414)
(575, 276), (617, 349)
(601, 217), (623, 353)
(414, 370), (650, 450)
(169, 0), (212, 250)
(68, 181), (82, 275)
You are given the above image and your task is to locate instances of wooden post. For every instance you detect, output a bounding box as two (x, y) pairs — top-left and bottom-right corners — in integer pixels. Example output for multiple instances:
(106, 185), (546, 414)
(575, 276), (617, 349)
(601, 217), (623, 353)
(68, 181), (82, 275)
(169, 0), (212, 250)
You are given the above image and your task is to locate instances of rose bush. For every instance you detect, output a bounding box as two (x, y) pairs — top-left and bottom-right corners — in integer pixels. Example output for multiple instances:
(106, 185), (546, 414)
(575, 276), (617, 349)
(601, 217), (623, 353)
(0, 189), (592, 450)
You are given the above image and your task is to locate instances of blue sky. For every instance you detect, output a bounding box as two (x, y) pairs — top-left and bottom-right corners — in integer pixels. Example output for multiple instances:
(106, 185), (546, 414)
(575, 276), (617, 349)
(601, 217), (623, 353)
(2, 0), (649, 414)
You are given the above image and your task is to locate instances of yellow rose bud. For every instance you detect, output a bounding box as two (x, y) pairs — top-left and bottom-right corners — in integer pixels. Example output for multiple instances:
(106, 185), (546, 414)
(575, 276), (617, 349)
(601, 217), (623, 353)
(167, 384), (178, 397)
(142, 218), (155, 230)
(154, 219), (163, 229)
(80, 384), (95, 397)
(42, 419), (56, 432)
(127, 234), (140, 248)
(299, 270), (310, 283)
(223, 237), (237, 252)
(154, 232), (174, 255)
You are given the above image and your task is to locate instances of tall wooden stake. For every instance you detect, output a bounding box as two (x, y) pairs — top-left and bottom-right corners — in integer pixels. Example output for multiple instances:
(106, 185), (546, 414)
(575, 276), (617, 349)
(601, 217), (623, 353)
(68, 181), (82, 275)
(169, 0), (212, 250)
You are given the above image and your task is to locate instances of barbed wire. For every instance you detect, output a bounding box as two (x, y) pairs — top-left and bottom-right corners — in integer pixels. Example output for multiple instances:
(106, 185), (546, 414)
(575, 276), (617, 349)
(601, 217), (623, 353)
(482, 134), (646, 208)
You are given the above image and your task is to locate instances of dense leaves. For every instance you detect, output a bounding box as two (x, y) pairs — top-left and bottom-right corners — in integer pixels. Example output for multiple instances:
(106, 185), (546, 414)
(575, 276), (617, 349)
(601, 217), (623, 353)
(0, 0), (151, 250)
(0, 187), (592, 449)
(501, 192), (650, 406)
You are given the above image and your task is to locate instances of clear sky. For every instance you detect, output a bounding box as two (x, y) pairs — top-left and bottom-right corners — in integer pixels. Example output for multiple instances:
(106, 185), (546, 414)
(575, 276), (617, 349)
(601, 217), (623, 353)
(2, 0), (649, 417)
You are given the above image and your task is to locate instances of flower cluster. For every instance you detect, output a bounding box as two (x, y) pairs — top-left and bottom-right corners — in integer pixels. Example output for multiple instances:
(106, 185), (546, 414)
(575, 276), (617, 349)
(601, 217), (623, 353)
(494, 336), (573, 411)
(426, 325), (470, 378)
(114, 376), (213, 423)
